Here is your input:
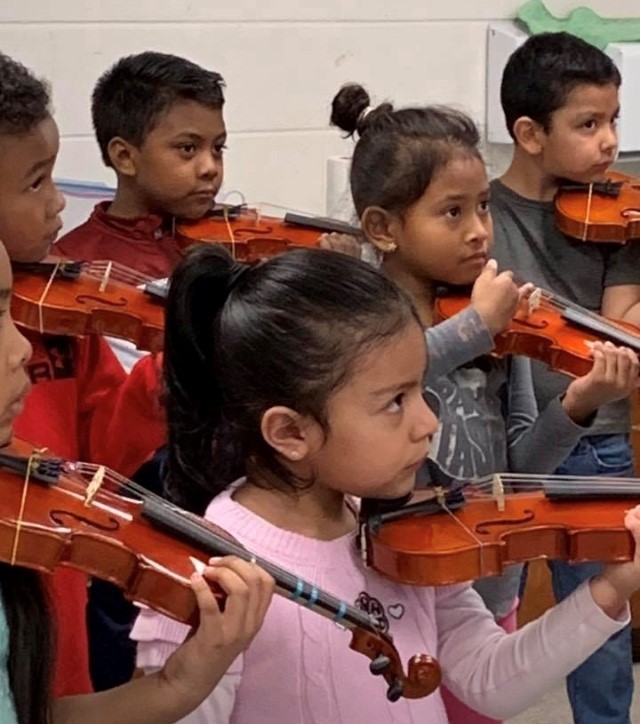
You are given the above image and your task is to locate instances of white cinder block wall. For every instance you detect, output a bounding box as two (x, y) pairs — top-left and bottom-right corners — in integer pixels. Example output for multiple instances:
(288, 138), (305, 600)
(0, 0), (636, 215)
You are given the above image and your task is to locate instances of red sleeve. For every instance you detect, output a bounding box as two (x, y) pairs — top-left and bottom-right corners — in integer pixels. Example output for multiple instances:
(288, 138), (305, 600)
(48, 568), (93, 697)
(74, 337), (166, 475)
(93, 350), (167, 477)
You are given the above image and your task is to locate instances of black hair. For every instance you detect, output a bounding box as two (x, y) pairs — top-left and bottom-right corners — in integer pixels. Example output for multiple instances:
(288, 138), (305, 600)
(501, 31), (621, 140)
(1, 566), (54, 724)
(0, 52), (50, 135)
(164, 245), (421, 515)
(92, 51), (225, 167)
(330, 83), (481, 217)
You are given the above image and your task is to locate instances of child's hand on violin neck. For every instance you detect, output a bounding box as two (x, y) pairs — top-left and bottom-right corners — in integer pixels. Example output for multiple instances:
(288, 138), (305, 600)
(162, 556), (274, 704)
(591, 505), (640, 619)
(562, 341), (640, 423)
(471, 259), (535, 336)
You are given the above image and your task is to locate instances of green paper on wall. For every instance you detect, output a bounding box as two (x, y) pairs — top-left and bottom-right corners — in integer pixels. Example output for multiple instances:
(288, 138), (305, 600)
(517, 0), (640, 50)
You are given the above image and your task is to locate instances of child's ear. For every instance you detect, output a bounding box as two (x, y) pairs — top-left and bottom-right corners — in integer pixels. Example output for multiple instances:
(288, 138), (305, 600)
(260, 406), (314, 462)
(107, 137), (138, 177)
(361, 206), (398, 254)
(511, 116), (545, 156)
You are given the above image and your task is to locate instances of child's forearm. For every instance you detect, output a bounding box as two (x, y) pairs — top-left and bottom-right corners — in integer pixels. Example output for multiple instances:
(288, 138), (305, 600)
(51, 655), (233, 724)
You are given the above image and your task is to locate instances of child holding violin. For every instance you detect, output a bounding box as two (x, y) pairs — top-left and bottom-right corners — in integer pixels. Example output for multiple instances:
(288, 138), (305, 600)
(0, 51), (172, 698)
(328, 83), (639, 724)
(128, 241), (640, 723)
(492, 32), (640, 723)
(0, 235), (275, 724)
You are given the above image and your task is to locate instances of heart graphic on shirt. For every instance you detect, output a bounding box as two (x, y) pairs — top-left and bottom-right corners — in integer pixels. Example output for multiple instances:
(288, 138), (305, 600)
(387, 603), (405, 619)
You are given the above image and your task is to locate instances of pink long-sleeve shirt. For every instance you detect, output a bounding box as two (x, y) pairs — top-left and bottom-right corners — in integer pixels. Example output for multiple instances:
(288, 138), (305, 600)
(131, 484), (628, 723)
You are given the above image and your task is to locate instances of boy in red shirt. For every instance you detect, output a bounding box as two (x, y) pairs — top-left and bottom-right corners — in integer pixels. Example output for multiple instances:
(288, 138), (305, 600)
(0, 52), (166, 696)
(56, 51), (226, 277)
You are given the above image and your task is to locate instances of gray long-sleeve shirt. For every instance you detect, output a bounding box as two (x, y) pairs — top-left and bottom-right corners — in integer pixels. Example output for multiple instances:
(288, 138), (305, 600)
(423, 306), (590, 617)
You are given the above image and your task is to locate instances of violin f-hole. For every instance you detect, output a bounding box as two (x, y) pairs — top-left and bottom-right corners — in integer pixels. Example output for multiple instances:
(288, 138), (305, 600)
(75, 294), (129, 309)
(475, 510), (535, 535)
(49, 509), (121, 532)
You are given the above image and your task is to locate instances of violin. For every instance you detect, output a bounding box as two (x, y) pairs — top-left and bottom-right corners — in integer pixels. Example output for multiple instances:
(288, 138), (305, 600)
(0, 437), (440, 702)
(175, 204), (360, 262)
(435, 287), (640, 379)
(555, 170), (640, 243)
(11, 259), (167, 352)
(360, 466), (639, 586)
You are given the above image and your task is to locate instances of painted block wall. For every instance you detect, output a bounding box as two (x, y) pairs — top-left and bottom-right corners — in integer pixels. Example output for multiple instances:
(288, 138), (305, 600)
(0, 0), (636, 215)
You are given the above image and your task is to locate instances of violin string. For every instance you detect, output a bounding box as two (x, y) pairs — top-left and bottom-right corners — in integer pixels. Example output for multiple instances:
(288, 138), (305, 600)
(85, 261), (153, 288)
(583, 183), (594, 242)
(10, 449), (46, 565)
(536, 292), (640, 350)
(37, 262), (62, 334)
(223, 205), (236, 260)
(66, 461), (381, 632)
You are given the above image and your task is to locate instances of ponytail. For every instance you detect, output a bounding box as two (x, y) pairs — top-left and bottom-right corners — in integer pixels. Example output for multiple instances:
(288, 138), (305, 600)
(164, 244), (247, 514)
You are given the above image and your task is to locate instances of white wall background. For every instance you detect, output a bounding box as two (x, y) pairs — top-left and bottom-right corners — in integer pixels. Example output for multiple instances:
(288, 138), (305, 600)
(1, 0), (638, 216)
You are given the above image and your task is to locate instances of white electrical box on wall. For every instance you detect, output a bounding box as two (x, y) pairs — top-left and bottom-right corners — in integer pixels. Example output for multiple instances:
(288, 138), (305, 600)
(486, 22), (640, 153)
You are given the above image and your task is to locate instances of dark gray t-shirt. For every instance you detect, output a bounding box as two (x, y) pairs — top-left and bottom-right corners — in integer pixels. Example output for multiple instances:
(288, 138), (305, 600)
(490, 179), (640, 435)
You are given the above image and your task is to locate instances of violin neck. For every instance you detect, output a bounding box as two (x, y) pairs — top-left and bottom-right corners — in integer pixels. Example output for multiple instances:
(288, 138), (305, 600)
(283, 212), (361, 237)
(541, 288), (640, 352)
(141, 496), (378, 634)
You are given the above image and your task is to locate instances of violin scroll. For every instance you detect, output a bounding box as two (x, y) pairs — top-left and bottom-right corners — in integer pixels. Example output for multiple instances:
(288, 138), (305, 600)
(350, 627), (441, 701)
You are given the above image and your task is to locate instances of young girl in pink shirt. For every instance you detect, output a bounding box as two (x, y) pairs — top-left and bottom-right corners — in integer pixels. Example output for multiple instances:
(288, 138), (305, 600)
(133, 244), (640, 723)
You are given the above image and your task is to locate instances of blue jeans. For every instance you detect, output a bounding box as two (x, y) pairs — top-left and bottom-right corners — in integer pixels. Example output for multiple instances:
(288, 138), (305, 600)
(548, 433), (634, 724)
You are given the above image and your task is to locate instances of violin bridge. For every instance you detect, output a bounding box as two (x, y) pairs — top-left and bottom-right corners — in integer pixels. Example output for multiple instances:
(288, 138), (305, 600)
(527, 287), (542, 315)
(98, 261), (113, 293)
(84, 465), (106, 506)
(492, 475), (505, 512)
(434, 486), (446, 507)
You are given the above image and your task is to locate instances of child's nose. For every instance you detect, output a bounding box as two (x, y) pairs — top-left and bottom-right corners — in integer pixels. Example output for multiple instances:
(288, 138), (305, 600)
(468, 214), (490, 243)
(198, 152), (221, 179)
(601, 124), (618, 152)
(412, 395), (439, 440)
(51, 186), (66, 216)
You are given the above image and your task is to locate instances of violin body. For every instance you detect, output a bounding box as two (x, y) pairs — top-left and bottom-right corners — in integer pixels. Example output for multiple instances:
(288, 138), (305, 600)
(175, 206), (359, 262)
(434, 293), (640, 379)
(555, 170), (640, 243)
(363, 484), (635, 587)
(11, 261), (166, 352)
(1, 438), (212, 624)
(0, 438), (440, 701)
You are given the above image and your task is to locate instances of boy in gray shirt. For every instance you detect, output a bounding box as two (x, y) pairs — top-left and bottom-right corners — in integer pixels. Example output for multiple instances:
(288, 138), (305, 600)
(491, 32), (640, 724)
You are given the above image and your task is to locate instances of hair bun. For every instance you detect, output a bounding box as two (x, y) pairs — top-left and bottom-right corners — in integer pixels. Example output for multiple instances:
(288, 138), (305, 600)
(330, 83), (371, 136)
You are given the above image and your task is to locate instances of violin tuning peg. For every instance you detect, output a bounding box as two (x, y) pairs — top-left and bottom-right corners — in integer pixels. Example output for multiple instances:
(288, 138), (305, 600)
(369, 654), (391, 675)
(386, 678), (404, 702)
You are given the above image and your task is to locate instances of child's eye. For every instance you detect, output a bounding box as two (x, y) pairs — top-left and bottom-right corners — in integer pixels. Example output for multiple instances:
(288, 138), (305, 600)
(582, 119), (597, 131)
(478, 200), (490, 214)
(385, 393), (405, 413)
(213, 143), (227, 157)
(179, 144), (196, 156)
(29, 175), (46, 191)
(445, 206), (461, 219)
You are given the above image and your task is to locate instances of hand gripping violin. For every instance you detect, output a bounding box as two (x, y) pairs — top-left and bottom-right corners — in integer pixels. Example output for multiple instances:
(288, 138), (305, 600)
(555, 170), (640, 244)
(0, 438), (440, 703)
(435, 286), (640, 379)
(11, 259), (167, 352)
(175, 204), (361, 262)
(360, 461), (640, 587)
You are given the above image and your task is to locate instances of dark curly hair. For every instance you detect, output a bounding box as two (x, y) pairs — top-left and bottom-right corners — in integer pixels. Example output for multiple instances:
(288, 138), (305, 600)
(0, 52), (51, 135)
(92, 51), (225, 167)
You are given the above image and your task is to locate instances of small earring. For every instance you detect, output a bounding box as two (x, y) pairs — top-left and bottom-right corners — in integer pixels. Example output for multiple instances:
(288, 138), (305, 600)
(385, 241), (398, 253)
(290, 450), (300, 460)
